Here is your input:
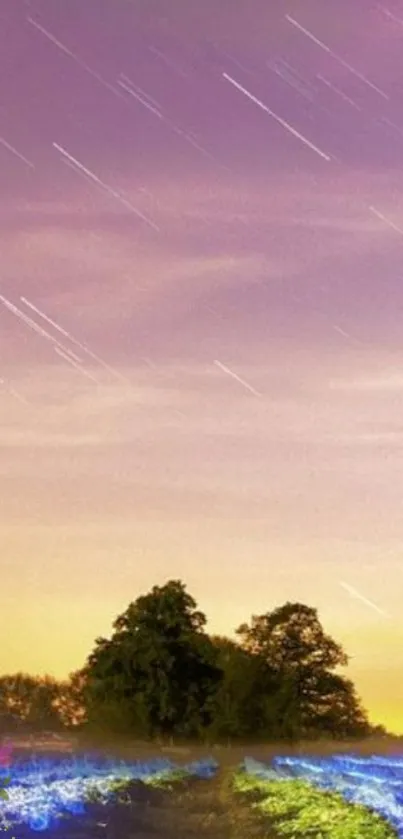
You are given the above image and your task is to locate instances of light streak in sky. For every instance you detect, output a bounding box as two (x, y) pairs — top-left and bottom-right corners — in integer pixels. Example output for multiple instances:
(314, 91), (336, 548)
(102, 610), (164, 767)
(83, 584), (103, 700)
(285, 14), (389, 100)
(222, 72), (332, 161)
(379, 116), (403, 138)
(281, 59), (317, 95)
(316, 74), (362, 110)
(369, 205), (403, 236)
(117, 79), (164, 119)
(52, 143), (160, 231)
(332, 324), (354, 340)
(169, 124), (224, 166)
(213, 360), (262, 397)
(331, 323), (365, 346)
(20, 296), (134, 388)
(60, 157), (111, 194)
(119, 74), (162, 110)
(27, 17), (125, 102)
(378, 6), (403, 26)
(118, 74), (228, 170)
(339, 581), (389, 617)
(268, 60), (315, 102)
(0, 295), (84, 364)
(148, 45), (189, 79)
(54, 347), (100, 384)
(0, 136), (35, 169)
(220, 48), (256, 77)
(0, 378), (29, 404)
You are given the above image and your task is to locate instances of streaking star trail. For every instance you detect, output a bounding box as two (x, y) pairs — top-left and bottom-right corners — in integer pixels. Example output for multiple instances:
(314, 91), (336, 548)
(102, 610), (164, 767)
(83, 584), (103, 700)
(27, 16), (125, 102)
(0, 295), (87, 365)
(316, 74), (362, 110)
(285, 14), (389, 99)
(222, 72), (332, 161)
(54, 347), (101, 385)
(0, 136), (35, 169)
(213, 360), (262, 397)
(369, 205), (403, 236)
(0, 378), (29, 404)
(118, 74), (229, 171)
(20, 297), (135, 388)
(339, 581), (390, 618)
(52, 143), (160, 231)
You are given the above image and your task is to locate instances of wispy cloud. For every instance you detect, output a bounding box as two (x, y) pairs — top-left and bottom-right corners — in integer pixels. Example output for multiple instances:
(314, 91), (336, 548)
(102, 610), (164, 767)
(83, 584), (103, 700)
(329, 373), (403, 391)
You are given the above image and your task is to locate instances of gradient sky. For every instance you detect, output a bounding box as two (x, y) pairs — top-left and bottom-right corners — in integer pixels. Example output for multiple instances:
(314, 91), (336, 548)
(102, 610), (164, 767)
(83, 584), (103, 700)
(2, 0), (403, 732)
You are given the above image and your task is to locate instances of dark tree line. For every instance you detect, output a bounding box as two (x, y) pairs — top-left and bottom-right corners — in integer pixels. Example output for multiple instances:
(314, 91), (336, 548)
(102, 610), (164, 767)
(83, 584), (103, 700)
(0, 580), (379, 742)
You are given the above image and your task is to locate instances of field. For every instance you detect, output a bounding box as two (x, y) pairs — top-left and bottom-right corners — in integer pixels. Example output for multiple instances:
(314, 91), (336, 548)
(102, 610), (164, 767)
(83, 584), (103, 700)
(0, 743), (260, 839)
(1, 735), (403, 838)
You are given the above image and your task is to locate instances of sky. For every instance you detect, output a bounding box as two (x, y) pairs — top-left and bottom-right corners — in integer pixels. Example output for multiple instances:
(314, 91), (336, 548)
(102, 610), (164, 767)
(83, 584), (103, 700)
(2, 0), (403, 733)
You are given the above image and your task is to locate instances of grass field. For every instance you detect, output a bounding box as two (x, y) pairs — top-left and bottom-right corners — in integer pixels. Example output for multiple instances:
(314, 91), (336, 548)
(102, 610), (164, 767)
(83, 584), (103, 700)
(2, 734), (403, 838)
(0, 746), (265, 839)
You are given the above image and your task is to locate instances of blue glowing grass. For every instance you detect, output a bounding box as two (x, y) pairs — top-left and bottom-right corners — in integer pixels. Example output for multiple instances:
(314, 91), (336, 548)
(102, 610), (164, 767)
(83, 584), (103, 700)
(243, 753), (403, 837)
(0, 754), (219, 831)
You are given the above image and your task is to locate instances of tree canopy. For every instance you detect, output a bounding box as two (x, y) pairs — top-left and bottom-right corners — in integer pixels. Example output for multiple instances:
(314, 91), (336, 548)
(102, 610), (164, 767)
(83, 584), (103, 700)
(81, 580), (222, 739)
(0, 673), (63, 733)
(237, 602), (370, 740)
(236, 602), (348, 671)
(0, 580), (374, 743)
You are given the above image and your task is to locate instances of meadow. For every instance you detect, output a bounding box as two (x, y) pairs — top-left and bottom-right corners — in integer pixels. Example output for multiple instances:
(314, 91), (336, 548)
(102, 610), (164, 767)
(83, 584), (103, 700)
(1, 734), (403, 838)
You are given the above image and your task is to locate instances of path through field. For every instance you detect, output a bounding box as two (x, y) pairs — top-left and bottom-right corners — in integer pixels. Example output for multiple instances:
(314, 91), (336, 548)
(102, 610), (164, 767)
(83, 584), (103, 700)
(37, 772), (267, 839)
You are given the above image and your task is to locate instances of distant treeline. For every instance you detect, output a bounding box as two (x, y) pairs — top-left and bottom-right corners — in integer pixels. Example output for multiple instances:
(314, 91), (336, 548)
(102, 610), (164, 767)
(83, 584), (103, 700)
(0, 580), (390, 743)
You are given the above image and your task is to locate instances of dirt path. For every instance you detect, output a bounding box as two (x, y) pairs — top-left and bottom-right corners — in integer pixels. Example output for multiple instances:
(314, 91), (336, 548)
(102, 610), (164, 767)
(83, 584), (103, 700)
(33, 772), (268, 839)
(138, 772), (263, 839)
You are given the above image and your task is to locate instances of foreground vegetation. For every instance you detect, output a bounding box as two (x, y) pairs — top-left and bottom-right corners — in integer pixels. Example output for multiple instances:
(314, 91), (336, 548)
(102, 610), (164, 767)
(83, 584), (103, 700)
(80, 763), (403, 839)
(231, 770), (398, 839)
(1, 747), (401, 839)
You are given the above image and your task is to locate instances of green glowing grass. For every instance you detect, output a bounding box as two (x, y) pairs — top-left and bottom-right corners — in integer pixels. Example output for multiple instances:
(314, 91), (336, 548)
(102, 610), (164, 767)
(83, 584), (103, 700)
(232, 771), (398, 839)
(145, 768), (190, 789)
(85, 767), (191, 803)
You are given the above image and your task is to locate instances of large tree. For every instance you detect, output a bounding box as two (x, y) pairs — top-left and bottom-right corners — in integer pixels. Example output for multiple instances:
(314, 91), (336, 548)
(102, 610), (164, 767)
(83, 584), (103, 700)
(82, 580), (222, 739)
(237, 602), (369, 740)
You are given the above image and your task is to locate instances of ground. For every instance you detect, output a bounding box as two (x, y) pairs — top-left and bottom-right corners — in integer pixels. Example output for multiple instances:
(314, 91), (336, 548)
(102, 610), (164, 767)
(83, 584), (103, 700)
(12, 773), (271, 839)
(8, 734), (403, 839)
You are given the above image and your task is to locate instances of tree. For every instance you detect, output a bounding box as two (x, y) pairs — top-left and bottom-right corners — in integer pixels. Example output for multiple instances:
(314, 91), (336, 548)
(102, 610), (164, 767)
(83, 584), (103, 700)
(303, 671), (371, 739)
(0, 673), (63, 732)
(237, 602), (348, 671)
(53, 671), (88, 729)
(236, 602), (368, 740)
(207, 636), (282, 742)
(82, 580), (222, 740)
(25, 675), (63, 731)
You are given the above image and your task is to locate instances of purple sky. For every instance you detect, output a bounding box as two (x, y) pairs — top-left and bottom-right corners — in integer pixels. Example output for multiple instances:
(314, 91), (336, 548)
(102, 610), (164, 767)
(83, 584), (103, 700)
(2, 0), (403, 731)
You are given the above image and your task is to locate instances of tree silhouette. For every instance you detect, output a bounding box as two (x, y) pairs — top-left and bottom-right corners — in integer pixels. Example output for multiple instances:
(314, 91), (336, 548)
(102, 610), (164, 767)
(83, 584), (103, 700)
(237, 601), (369, 739)
(0, 585), (377, 743)
(82, 580), (222, 739)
